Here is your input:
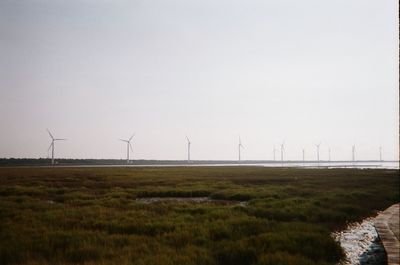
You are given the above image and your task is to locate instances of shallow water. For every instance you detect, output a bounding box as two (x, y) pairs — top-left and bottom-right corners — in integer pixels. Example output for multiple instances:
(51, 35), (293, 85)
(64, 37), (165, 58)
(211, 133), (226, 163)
(135, 197), (247, 206)
(29, 160), (399, 169)
(332, 217), (386, 265)
(239, 161), (398, 169)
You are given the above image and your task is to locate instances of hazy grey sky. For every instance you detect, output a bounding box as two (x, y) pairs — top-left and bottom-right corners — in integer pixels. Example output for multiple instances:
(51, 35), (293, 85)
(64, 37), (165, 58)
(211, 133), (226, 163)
(0, 0), (398, 160)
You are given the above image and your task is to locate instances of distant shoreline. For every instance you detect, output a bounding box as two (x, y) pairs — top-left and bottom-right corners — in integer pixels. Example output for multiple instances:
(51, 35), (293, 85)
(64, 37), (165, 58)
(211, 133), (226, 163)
(0, 158), (398, 169)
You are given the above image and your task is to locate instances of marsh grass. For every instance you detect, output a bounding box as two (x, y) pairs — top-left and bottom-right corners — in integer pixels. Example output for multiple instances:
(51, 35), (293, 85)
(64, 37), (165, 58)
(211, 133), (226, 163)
(0, 167), (398, 264)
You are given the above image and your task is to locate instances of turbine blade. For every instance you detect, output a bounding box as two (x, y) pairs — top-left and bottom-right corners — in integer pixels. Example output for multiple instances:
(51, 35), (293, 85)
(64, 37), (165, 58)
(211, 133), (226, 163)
(129, 142), (133, 152)
(47, 129), (54, 139)
(55, 138), (67, 141)
(47, 143), (53, 152)
(129, 133), (135, 141)
(119, 139), (128, 142)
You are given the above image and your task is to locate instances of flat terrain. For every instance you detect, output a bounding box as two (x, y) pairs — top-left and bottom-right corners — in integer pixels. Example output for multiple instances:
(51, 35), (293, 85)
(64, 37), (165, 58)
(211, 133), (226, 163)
(0, 167), (398, 265)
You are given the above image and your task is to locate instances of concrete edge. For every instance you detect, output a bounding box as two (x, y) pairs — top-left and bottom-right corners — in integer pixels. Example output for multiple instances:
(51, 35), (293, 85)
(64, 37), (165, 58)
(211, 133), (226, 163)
(374, 204), (400, 265)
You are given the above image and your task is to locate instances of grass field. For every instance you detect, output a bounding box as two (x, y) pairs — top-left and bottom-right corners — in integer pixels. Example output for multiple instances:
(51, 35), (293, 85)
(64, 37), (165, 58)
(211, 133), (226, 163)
(0, 167), (398, 265)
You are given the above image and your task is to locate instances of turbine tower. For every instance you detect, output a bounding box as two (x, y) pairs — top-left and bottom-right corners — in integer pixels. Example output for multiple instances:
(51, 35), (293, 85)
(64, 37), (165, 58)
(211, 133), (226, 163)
(328, 147), (331, 162)
(280, 142), (285, 163)
(47, 129), (67, 165)
(379, 146), (382, 161)
(302, 148), (305, 163)
(352, 145), (356, 162)
(186, 136), (191, 163)
(315, 143), (321, 165)
(119, 133), (135, 164)
(238, 136), (244, 162)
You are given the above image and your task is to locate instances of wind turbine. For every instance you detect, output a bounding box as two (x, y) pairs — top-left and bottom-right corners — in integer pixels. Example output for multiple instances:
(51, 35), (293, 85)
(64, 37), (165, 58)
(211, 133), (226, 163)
(238, 136), (244, 162)
(379, 146), (382, 161)
(302, 148), (305, 163)
(47, 129), (67, 165)
(119, 134), (135, 164)
(328, 147), (331, 162)
(352, 144), (356, 162)
(280, 141), (285, 163)
(315, 143), (321, 165)
(186, 136), (191, 163)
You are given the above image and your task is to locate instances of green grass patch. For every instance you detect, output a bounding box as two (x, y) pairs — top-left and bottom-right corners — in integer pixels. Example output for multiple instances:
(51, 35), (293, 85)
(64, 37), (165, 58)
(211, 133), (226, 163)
(0, 166), (398, 264)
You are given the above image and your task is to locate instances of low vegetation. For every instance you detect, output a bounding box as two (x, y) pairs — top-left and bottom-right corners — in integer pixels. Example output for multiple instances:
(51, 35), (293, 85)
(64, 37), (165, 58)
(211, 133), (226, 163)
(0, 166), (398, 265)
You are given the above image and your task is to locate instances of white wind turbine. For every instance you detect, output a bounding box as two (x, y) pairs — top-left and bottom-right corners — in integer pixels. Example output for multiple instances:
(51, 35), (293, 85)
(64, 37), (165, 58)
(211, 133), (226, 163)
(302, 148), (305, 163)
(186, 136), (191, 163)
(352, 144), (356, 162)
(119, 133), (135, 164)
(315, 142), (321, 165)
(47, 129), (67, 165)
(280, 141), (285, 163)
(238, 136), (244, 162)
(328, 147), (331, 162)
(379, 146), (382, 161)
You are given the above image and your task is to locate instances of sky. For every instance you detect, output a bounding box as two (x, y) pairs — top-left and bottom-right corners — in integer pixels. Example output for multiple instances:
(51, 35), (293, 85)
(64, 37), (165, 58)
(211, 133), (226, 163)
(0, 0), (398, 161)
